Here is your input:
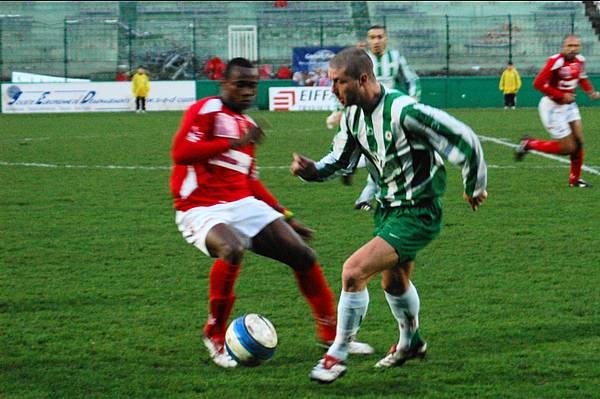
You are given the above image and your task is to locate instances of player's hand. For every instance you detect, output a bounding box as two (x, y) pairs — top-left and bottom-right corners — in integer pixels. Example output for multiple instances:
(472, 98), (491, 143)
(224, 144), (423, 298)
(463, 190), (488, 211)
(231, 126), (265, 148)
(290, 153), (318, 180)
(562, 93), (576, 104)
(287, 218), (315, 242)
(589, 91), (600, 100)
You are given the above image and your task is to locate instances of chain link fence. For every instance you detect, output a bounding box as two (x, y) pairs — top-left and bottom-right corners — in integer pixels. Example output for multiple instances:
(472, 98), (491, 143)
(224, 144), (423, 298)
(1, 11), (598, 81)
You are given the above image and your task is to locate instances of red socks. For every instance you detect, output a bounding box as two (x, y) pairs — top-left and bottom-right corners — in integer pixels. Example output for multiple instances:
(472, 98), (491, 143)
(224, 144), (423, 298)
(203, 260), (337, 344)
(569, 148), (584, 184)
(526, 139), (584, 184)
(526, 138), (562, 154)
(203, 259), (240, 344)
(294, 263), (337, 342)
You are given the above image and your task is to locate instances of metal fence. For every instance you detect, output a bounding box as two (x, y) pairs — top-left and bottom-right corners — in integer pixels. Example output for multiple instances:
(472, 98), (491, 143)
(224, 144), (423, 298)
(0, 12), (597, 81)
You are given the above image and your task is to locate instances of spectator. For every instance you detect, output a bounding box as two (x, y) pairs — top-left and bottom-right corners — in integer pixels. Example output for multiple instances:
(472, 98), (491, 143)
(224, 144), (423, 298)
(274, 0), (288, 7)
(499, 61), (521, 109)
(276, 64), (292, 79)
(115, 71), (129, 81)
(205, 56), (226, 80)
(259, 64), (274, 79)
(132, 66), (150, 113)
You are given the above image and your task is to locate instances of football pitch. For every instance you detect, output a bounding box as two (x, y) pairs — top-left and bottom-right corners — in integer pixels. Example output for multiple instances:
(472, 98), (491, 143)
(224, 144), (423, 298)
(1, 108), (599, 398)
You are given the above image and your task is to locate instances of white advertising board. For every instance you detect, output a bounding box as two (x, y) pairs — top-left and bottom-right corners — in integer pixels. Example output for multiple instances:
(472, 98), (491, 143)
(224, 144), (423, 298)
(1, 81), (196, 113)
(269, 86), (337, 111)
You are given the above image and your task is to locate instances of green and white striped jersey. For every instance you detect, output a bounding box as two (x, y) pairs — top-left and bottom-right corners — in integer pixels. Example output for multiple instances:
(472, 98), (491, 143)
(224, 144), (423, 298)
(367, 49), (421, 100)
(315, 86), (487, 208)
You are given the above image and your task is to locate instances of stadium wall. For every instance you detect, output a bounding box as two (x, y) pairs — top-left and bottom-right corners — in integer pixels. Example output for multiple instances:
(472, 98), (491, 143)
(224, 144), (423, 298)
(3, 77), (600, 113)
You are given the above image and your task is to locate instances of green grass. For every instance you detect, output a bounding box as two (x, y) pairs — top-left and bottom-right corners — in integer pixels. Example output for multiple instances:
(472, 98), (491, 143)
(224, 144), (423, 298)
(1, 108), (599, 398)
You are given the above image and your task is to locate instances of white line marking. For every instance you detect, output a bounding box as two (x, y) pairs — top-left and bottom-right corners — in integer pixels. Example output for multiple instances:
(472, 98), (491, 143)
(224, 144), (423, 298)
(479, 134), (600, 176)
(0, 161), (592, 172)
(0, 134), (598, 177)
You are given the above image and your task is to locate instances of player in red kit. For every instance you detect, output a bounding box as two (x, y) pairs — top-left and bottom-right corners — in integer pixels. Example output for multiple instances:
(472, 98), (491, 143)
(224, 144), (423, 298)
(170, 58), (372, 368)
(515, 34), (600, 187)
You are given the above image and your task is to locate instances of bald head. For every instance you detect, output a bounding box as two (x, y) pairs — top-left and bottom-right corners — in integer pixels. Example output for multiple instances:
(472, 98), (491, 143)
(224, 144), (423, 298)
(330, 48), (375, 81)
(562, 34), (581, 61)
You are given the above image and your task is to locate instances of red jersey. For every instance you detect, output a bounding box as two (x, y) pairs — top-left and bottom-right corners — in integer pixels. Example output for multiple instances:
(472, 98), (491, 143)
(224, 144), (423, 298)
(533, 53), (593, 102)
(170, 97), (281, 212)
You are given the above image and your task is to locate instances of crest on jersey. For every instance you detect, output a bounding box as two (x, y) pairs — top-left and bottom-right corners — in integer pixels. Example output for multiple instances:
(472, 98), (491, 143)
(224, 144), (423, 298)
(385, 131), (393, 141)
(559, 66), (573, 79)
(214, 113), (240, 139)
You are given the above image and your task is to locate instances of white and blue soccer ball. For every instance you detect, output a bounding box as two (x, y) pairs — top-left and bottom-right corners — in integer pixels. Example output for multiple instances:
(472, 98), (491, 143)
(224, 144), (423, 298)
(225, 313), (278, 366)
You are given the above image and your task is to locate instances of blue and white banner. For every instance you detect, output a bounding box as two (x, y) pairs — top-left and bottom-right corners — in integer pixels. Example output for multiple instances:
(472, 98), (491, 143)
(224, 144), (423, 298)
(1, 81), (196, 113)
(292, 46), (345, 86)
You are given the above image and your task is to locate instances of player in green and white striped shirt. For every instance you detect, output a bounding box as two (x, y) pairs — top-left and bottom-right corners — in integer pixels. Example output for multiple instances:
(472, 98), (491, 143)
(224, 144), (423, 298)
(291, 48), (488, 383)
(329, 25), (423, 210)
(365, 25), (421, 99)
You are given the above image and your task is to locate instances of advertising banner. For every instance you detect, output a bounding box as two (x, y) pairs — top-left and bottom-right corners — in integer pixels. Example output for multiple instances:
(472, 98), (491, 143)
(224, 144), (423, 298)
(292, 46), (345, 87)
(1, 81), (195, 113)
(269, 86), (338, 111)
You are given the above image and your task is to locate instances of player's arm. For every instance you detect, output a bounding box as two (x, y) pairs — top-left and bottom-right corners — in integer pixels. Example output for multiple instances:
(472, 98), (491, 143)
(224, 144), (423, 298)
(399, 103), (488, 210)
(291, 110), (361, 181)
(248, 169), (314, 240)
(397, 55), (421, 101)
(533, 58), (566, 100)
(171, 106), (262, 165)
(577, 68), (600, 100)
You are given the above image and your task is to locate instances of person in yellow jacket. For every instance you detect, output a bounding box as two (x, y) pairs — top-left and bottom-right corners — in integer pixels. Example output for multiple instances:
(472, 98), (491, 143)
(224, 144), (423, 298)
(132, 66), (150, 113)
(499, 61), (521, 109)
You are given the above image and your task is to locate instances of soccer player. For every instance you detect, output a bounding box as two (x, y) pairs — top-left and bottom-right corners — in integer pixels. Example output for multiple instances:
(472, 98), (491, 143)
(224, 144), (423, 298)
(290, 48), (488, 383)
(327, 25), (422, 210)
(515, 34), (600, 188)
(170, 58), (371, 369)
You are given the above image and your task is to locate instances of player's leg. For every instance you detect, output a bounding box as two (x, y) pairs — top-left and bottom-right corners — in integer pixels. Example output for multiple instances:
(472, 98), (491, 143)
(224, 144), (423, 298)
(203, 224), (246, 345)
(372, 200), (441, 368)
(175, 205), (247, 368)
(135, 96), (141, 112)
(567, 119), (590, 187)
(141, 96), (146, 112)
(251, 219), (337, 344)
(516, 97), (572, 160)
(375, 261), (427, 368)
(504, 94), (509, 109)
(309, 236), (398, 383)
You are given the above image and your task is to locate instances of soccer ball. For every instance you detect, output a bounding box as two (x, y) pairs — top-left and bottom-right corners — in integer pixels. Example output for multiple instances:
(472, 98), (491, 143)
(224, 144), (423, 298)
(225, 313), (278, 366)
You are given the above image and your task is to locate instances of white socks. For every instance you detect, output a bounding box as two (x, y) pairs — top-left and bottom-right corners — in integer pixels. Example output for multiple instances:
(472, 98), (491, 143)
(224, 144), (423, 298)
(384, 281), (420, 350)
(327, 289), (369, 361)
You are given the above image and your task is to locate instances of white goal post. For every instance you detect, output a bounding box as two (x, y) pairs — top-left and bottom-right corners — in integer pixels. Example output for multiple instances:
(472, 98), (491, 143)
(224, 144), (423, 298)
(228, 25), (258, 62)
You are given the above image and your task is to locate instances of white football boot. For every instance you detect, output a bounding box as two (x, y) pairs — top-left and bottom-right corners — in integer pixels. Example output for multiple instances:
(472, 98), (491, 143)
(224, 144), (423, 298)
(309, 354), (347, 383)
(202, 335), (238, 368)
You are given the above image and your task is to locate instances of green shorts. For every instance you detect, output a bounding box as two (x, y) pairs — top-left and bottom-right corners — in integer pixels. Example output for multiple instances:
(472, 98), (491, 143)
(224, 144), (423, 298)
(373, 198), (443, 264)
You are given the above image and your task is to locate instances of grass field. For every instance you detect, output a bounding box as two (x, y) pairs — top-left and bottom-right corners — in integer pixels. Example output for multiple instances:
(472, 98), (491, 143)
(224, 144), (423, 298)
(1, 108), (599, 398)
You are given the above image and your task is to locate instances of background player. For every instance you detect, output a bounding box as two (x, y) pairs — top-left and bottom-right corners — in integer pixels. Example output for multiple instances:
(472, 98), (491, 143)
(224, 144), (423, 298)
(170, 58), (371, 369)
(291, 48), (487, 383)
(515, 34), (600, 188)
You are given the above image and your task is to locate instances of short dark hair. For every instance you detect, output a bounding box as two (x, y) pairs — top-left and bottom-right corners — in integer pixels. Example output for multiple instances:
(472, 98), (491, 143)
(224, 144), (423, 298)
(224, 58), (256, 79)
(507, 61), (513, 65)
(367, 25), (386, 33)
(330, 48), (375, 80)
